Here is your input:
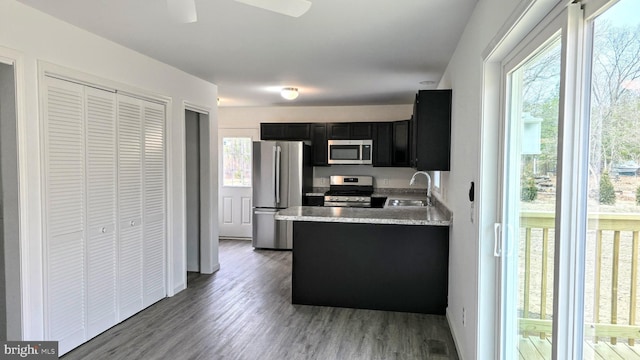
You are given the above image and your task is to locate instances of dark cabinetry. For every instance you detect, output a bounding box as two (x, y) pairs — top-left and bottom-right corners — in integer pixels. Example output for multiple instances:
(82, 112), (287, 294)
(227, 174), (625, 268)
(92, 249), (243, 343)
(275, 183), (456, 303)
(293, 222), (449, 315)
(260, 123), (310, 140)
(327, 122), (372, 140)
(372, 121), (410, 167)
(411, 90), (452, 171)
(351, 123), (373, 139)
(310, 124), (328, 166)
(393, 120), (410, 167)
(258, 103), (443, 169)
(303, 195), (324, 206)
(372, 122), (393, 167)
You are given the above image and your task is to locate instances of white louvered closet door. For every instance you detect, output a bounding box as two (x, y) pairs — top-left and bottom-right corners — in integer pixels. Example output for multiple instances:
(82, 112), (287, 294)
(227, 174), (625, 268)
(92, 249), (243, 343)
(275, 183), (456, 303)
(85, 87), (118, 338)
(117, 94), (144, 320)
(142, 101), (166, 306)
(43, 77), (87, 354)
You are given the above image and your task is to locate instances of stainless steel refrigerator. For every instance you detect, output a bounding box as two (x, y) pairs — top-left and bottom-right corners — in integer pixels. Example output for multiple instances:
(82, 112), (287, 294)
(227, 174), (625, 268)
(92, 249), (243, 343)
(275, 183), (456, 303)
(252, 141), (312, 249)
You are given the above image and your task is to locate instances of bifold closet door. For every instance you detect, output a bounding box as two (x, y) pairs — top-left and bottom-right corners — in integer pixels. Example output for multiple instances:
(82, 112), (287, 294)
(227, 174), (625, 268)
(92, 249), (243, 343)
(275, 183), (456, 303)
(85, 86), (117, 338)
(142, 101), (166, 306)
(43, 77), (87, 354)
(117, 94), (144, 320)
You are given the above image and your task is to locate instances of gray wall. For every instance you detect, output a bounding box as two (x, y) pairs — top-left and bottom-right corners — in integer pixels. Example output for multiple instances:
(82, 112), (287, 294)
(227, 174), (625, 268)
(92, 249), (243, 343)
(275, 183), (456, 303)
(185, 110), (200, 272)
(1, 62), (20, 340)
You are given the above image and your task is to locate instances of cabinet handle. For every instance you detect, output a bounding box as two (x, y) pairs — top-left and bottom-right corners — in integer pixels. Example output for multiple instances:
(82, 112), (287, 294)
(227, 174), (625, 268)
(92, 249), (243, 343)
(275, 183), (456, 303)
(130, 220), (136, 226)
(101, 227), (107, 233)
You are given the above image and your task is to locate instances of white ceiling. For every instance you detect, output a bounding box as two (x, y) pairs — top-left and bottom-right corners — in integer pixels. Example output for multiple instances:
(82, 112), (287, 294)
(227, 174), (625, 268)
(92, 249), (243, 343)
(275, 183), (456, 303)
(18, 0), (477, 107)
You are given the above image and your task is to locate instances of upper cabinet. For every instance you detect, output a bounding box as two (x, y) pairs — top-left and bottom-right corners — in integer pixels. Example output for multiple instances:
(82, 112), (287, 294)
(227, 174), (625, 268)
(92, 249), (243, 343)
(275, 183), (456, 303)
(411, 90), (452, 171)
(257, 90), (451, 170)
(327, 122), (372, 140)
(393, 120), (411, 167)
(310, 124), (328, 166)
(260, 123), (310, 140)
(373, 121), (411, 167)
(372, 122), (393, 167)
(350, 123), (373, 139)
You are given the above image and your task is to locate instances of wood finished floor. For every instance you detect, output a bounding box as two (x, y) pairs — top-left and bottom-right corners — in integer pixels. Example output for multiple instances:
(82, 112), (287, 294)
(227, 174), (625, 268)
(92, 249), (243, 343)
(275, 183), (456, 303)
(62, 239), (459, 360)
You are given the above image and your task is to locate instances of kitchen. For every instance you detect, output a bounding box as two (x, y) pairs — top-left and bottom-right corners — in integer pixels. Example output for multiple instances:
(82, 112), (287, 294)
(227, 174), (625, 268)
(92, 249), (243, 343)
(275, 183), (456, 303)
(218, 89), (453, 322)
(3, 0), (594, 359)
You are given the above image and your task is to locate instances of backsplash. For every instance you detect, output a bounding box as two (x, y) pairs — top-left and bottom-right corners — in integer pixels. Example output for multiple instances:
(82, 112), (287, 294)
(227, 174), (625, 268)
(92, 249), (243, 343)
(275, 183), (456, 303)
(313, 165), (428, 189)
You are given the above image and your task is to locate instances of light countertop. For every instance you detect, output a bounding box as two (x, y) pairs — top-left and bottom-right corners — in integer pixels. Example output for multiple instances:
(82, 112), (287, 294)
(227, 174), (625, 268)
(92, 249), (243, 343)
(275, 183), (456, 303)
(275, 205), (451, 226)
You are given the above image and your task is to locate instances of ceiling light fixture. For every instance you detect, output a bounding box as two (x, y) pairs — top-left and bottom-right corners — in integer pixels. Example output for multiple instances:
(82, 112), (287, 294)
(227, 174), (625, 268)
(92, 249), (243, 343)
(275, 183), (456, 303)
(281, 87), (299, 100)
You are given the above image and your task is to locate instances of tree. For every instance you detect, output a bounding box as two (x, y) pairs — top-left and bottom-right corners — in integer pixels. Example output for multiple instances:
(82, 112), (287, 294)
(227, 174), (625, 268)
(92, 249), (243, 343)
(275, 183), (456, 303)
(599, 171), (616, 205)
(589, 21), (640, 181)
(521, 176), (538, 202)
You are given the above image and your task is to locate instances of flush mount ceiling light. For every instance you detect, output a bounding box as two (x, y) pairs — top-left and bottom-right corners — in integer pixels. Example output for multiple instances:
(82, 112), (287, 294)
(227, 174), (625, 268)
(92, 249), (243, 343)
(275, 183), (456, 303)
(281, 87), (299, 100)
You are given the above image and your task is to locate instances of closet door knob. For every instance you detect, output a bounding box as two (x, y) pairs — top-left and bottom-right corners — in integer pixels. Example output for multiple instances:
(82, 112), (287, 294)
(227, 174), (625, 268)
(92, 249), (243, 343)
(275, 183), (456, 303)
(130, 220), (136, 226)
(101, 227), (107, 233)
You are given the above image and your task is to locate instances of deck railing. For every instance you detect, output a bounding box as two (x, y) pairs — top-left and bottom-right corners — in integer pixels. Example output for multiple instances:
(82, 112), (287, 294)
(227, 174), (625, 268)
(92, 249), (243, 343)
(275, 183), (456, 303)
(519, 211), (640, 344)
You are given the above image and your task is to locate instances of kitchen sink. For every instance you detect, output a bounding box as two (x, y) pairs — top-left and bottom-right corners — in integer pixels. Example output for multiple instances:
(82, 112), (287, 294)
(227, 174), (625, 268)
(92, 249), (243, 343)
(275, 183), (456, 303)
(385, 199), (429, 207)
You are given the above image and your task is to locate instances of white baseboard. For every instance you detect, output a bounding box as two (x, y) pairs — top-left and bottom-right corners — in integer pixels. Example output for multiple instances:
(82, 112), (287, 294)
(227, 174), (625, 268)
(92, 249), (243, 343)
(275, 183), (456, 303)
(446, 308), (466, 360)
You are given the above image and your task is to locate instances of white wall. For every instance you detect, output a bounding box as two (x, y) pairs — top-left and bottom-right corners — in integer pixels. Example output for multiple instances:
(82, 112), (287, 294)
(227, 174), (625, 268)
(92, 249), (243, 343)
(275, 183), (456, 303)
(0, 0), (219, 340)
(219, 105), (424, 189)
(218, 104), (412, 128)
(439, 0), (534, 359)
(313, 166), (426, 189)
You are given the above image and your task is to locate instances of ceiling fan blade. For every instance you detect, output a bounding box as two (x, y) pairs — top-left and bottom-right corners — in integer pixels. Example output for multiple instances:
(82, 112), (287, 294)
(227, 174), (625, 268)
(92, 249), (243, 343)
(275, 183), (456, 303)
(234, 0), (312, 18)
(167, 0), (198, 23)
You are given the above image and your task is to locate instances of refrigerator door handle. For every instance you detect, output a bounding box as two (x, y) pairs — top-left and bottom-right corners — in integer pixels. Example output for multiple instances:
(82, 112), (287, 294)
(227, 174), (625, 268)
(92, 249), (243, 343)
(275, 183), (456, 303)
(254, 210), (277, 215)
(272, 145), (277, 204)
(275, 146), (281, 204)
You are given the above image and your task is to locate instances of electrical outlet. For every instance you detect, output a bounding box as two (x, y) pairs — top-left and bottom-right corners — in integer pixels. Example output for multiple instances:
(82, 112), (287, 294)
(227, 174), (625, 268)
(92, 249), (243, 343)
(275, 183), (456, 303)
(462, 307), (466, 327)
(321, 178), (326, 185)
(383, 178), (389, 185)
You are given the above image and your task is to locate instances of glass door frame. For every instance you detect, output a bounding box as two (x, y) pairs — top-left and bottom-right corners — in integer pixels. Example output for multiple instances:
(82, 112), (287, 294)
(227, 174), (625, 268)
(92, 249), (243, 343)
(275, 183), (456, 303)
(494, 2), (590, 359)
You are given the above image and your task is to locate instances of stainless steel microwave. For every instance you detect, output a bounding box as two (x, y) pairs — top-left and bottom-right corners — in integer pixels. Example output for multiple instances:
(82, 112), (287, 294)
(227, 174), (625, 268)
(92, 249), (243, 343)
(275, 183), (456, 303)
(327, 139), (373, 165)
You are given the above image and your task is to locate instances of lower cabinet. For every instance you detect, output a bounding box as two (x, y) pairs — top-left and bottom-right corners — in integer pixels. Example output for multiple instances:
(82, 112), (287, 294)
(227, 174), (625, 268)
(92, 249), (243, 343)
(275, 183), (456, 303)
(42, 76), (166, 355)
(292, 221), (449, 314)
(303, 195), (325, 206)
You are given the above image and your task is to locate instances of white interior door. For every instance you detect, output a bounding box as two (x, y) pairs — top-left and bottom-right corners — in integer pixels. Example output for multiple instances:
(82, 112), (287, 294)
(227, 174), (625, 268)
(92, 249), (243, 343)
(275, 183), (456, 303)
(218, 128), (259, 239)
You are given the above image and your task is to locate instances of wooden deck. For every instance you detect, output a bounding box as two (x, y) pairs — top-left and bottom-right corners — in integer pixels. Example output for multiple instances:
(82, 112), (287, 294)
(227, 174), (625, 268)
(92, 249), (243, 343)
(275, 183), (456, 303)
(519, 336), (640, 359)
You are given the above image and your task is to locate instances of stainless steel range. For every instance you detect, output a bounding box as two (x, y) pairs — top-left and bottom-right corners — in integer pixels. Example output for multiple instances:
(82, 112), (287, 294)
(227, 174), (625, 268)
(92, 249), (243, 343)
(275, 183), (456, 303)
(324, 175), (374, 207)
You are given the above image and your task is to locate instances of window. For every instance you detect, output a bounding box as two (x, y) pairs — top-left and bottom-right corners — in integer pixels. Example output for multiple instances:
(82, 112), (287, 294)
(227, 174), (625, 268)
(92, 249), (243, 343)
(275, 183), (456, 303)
(433, 171), (441, 192)
(222, 137), (251, 187)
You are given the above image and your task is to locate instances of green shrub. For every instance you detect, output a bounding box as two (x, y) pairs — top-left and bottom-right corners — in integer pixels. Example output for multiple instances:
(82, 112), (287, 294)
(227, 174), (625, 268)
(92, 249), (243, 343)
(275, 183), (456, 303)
(521, 177), (538, 202)
(599, 171), (616, 205)
(636, 185), (640, 206)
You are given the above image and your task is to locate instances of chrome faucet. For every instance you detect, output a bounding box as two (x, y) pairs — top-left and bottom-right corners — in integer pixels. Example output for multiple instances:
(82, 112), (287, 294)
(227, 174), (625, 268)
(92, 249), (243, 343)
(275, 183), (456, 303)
(410, 171), (432, 206)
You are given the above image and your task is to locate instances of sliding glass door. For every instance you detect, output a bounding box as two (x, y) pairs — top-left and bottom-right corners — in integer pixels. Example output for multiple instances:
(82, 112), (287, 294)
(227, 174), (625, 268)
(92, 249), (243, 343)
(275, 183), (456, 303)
(497, 0), (640, 358)
(500, 30), (562, 360)
(582, 0), (640, 358)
